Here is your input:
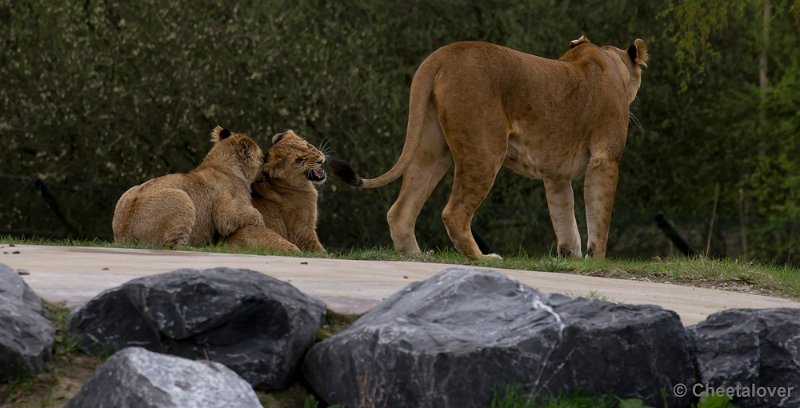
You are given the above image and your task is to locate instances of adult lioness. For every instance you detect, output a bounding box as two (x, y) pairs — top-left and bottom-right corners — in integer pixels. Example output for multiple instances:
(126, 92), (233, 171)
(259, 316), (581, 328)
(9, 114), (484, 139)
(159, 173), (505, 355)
(225, 130), (327, 252)
(112, 126), (265, 248)
(331, 36), (648, 260)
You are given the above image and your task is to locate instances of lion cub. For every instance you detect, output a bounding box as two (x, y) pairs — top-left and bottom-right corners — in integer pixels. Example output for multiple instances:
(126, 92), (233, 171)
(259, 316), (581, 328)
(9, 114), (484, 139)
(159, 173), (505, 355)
(225, 130), (326, 252)
(112, 126), (265, 248)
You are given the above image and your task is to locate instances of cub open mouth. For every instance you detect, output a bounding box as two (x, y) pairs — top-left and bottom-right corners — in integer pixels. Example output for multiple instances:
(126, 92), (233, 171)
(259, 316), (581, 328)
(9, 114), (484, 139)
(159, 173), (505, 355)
(306, 168), (327, 183)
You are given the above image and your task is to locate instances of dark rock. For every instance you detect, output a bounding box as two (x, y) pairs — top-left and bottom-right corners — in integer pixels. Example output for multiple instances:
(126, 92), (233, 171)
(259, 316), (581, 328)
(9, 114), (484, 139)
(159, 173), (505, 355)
(304, 268), (695, 408)
(0, 262), (54, 382)
(0, 262), (44, 314)
(68, 267), (325, 389)
(66, 347), (261, 408)
(689, 308), (800, 408)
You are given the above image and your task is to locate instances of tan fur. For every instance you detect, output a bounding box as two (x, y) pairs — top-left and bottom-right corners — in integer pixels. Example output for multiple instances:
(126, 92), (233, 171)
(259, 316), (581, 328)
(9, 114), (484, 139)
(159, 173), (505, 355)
(224, 130), (326, 252)
(112, 126), (265, 248)
(332, 37), (649, 260)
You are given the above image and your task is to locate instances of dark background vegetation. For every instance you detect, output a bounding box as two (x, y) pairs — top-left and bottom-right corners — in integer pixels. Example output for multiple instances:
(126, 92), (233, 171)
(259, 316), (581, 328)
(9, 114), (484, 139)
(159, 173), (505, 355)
(1, 1), (798, 264)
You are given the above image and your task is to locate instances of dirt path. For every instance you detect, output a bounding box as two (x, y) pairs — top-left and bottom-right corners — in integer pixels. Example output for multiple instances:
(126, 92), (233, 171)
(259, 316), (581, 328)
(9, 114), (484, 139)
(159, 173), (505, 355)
(2, 244), (799, 326)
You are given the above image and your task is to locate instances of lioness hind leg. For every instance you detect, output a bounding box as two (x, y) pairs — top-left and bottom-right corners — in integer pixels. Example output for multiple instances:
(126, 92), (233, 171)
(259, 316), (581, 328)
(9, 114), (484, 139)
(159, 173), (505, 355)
(543, 179), (582, 258)
(583, 155), (620, 259)
(387, 113), (450, 253)
(441, 146), (504, 260)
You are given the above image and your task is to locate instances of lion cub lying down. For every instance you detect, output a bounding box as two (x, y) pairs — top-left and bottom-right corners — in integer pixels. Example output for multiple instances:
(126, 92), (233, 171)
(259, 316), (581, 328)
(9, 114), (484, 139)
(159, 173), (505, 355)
(225, 130), (327, 253)
(112, 126), (265, 248)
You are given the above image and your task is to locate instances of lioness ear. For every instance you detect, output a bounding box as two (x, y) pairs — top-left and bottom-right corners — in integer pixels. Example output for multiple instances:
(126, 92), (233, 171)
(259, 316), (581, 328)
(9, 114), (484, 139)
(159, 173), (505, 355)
(628, 38), (648, 68)
(569, 35), (590, 49)
(211, 126), (231, 143)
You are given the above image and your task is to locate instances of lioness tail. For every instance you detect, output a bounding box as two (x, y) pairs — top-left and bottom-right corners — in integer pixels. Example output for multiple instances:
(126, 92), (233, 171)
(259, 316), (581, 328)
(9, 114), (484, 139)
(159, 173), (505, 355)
(329, 158), (364, 187)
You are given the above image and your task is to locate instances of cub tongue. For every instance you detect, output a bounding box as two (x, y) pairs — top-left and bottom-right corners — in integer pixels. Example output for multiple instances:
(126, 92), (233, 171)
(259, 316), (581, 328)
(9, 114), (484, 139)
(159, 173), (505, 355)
(310, 169), (326, 180)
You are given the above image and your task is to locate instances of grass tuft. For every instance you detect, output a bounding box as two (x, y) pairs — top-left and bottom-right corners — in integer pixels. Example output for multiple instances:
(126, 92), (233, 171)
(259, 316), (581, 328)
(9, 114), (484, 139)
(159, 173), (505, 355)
(316, 309), (362, 341)
(490, 385), (620, 408)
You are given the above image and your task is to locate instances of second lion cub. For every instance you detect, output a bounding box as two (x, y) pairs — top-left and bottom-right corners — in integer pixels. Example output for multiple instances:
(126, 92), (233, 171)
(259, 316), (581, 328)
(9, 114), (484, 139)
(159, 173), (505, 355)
(112, 126), (265, 248)
(225, 130), (327, 252)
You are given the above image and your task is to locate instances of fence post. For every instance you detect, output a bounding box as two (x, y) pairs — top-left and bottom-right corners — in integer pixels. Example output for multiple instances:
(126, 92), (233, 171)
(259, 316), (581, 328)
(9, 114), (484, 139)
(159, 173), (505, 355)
(654, 213), (695, 257)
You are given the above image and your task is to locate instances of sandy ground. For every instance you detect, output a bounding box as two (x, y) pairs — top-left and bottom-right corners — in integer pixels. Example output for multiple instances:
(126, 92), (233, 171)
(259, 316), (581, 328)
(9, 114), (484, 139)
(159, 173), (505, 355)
(2, 244), (799, 326)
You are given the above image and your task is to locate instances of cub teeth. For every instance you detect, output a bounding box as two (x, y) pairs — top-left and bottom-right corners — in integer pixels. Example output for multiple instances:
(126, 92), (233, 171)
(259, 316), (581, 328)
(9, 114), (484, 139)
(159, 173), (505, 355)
(306, 169), (327, 181)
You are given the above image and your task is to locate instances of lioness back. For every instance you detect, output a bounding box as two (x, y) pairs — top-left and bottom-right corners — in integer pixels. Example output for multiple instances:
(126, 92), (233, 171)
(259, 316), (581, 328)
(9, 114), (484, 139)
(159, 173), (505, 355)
(112, 126), (265, 248)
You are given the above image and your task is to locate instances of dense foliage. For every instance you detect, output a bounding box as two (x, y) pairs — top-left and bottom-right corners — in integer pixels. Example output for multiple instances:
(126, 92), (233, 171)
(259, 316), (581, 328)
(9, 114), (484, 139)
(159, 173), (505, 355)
(1, 1), (798, 263)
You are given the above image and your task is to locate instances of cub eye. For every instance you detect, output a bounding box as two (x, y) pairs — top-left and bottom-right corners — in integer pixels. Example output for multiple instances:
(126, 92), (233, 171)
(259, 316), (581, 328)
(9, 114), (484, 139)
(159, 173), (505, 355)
(295, 157), (304, 164)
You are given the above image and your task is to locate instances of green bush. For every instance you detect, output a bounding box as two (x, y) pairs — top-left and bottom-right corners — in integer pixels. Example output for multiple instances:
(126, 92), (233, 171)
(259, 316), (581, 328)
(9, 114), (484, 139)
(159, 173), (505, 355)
(1, 1), (798, 263)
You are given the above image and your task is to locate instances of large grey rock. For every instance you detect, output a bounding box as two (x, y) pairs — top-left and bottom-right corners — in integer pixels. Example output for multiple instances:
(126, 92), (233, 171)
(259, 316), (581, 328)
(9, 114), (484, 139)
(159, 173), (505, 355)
(0, 262), (44, 314)
(66, 347), (261, 408)
(689, 308), (800, 408)
(304, 268), (695, 408)
(0, 262), (54, 382)
(68, 267), (325, 389)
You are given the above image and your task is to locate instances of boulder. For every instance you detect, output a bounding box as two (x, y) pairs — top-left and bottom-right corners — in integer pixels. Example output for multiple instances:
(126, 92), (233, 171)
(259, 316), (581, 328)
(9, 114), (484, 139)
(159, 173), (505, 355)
(68, 267), (325, 389)
(688, 308), (800, 408)
(66, 347), (261, 408)
(0, 262), (54, 382)
(0, 262), (44, 314)
(304, 268), (695, 408)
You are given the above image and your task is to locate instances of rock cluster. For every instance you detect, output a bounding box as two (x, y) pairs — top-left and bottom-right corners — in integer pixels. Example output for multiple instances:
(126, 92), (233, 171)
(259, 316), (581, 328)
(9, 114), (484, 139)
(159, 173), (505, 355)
(3, 261), (799, 408)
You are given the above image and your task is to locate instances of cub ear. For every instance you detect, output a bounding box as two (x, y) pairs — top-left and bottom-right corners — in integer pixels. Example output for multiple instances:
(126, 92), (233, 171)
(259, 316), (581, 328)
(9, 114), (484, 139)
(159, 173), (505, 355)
(569, 35), (590, 49)
(627, 38), (649, 68)
(211, 125), (231, 143)
(272, 130), (292, 144)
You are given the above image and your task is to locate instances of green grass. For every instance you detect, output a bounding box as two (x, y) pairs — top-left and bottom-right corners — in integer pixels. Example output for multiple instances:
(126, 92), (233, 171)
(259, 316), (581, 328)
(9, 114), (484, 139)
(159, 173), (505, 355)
(491, 386), (621, 408)
(489, 385), (740, 408)
(3, 235), (800, 300)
